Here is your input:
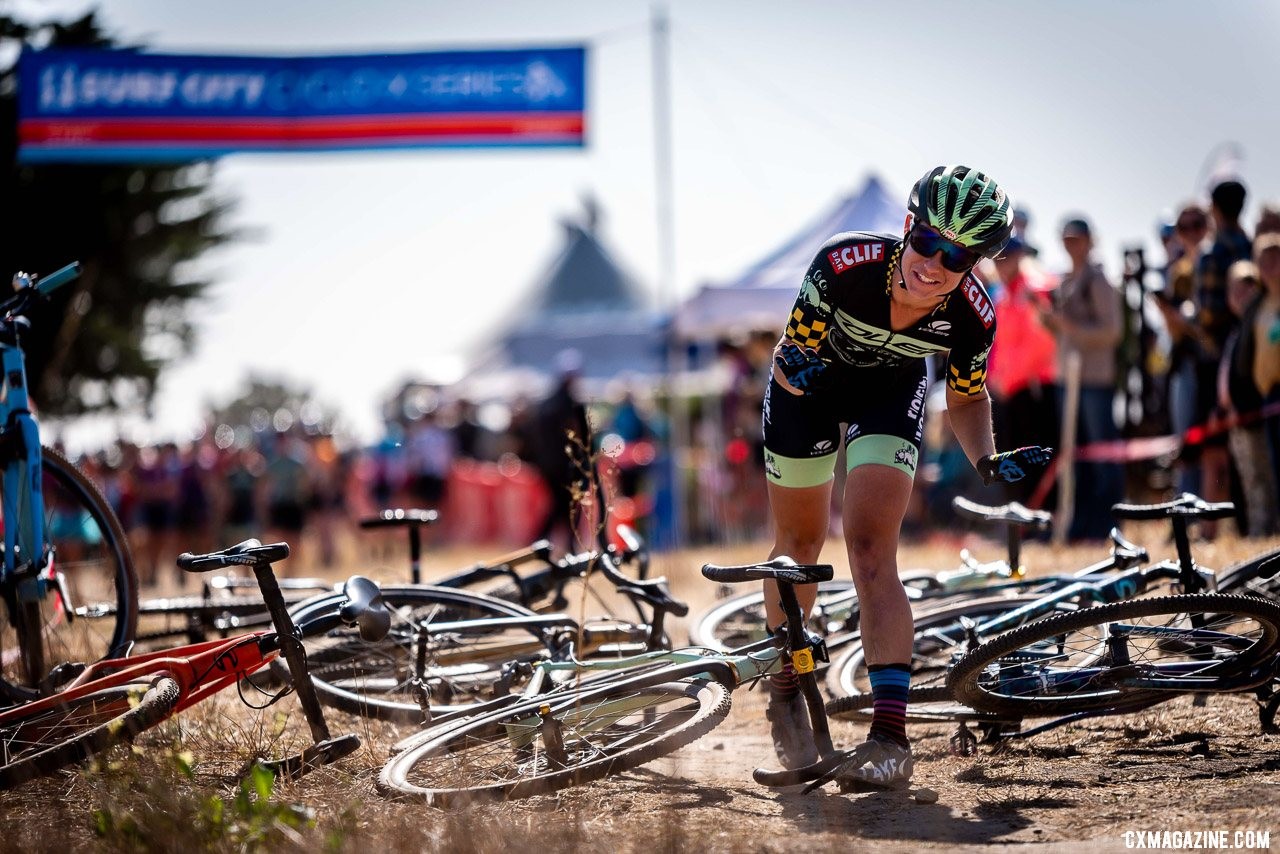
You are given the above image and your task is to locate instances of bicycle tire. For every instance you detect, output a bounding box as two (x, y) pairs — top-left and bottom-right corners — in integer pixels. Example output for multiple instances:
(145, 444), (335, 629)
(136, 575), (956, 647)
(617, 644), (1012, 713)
(2, 446), (138, 702)
(0, 676), (179, 790)
(823, 594), (1077, 699)
(947, 594), (1280, 716)
(276, 585), (543, 722)
(377, 677), (731, 805)
(1215, 547), (1280, 600)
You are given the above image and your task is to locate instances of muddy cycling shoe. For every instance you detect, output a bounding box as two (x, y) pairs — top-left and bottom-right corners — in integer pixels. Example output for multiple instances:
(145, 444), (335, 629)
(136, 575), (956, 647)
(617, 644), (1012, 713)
(834, 735), (914, 792)
(765, 690), (819, 769)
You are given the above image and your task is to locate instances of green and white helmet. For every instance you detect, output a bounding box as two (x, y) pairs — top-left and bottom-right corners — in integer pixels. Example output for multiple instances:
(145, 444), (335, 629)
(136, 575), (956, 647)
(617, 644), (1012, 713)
(907, 165), (1014, 257)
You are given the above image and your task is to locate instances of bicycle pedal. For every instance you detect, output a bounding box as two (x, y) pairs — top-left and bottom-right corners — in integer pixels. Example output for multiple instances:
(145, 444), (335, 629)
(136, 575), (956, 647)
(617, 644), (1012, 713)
(949, 722), (978, 757)
(257, 734), (361, 780)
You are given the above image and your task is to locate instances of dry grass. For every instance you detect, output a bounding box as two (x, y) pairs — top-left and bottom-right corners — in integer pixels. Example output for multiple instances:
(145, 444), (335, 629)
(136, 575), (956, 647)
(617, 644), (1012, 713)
(4, 529), (1280, 852)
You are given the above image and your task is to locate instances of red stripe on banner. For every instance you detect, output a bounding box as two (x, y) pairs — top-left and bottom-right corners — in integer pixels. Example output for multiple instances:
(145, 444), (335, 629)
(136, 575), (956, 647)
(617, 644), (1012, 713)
(20, 113), (585, 144)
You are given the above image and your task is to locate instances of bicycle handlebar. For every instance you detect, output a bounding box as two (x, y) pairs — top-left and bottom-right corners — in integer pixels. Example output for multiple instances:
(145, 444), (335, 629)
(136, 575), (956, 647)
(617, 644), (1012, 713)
(35, 262), (82, 296)
(1111, 493), (1234, 521)
(952, 496), (1052, 529)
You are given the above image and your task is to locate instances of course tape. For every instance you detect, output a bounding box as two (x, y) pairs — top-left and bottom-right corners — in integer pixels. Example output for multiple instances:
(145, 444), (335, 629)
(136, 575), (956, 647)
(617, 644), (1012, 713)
(1024, 399), (1280, 509)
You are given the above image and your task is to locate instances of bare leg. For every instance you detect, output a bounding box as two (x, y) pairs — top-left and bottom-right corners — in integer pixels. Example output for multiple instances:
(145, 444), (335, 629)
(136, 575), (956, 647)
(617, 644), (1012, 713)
(841, 464), (914, 665)
(762, 479), (833, 629)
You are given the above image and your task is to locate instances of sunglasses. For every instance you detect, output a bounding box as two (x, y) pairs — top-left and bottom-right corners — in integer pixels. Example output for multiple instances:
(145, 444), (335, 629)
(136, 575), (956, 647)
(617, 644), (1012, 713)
(907, 224), (982, 273)
(1176, 218), (1207, 232)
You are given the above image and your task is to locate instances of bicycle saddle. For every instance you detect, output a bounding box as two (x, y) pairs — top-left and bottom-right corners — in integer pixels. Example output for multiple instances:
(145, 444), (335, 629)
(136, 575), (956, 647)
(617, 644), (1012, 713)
(702, 557), (834, 585)
(359, 508), (439, 529)
(1111, 493), (1234, 521)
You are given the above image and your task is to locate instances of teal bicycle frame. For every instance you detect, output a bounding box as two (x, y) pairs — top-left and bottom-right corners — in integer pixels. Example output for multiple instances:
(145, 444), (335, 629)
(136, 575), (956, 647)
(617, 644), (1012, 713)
(1, 264), (82, 593)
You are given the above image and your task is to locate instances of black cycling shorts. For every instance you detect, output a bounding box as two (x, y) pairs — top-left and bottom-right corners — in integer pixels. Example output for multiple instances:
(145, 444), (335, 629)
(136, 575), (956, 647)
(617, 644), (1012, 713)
(761, 363), (928, 487)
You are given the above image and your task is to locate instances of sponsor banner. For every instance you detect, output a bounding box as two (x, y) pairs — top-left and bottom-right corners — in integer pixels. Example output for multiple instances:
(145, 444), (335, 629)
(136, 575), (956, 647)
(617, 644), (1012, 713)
(18, 45), (586, 161)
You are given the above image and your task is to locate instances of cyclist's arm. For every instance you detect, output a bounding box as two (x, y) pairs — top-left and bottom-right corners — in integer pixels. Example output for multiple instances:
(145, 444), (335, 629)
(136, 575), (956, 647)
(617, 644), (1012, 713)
(945, 388), (997, 464)
(772, 254), (836, 395)
(944, 289), (998, 464)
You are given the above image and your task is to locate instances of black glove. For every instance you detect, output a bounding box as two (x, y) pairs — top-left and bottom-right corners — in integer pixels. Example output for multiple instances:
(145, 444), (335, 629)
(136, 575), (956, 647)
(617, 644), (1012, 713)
(774, 342), (830, 395)
(976, 446), (1054, 485)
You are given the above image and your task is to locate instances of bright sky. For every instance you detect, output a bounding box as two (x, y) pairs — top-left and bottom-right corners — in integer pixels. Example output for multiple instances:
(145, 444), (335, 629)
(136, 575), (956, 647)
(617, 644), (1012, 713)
(15, 0), (1280, 450)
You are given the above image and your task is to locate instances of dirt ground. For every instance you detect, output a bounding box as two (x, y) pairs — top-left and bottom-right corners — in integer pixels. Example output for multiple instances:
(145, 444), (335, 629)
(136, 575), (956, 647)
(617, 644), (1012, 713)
(6, 530), (1280, 853)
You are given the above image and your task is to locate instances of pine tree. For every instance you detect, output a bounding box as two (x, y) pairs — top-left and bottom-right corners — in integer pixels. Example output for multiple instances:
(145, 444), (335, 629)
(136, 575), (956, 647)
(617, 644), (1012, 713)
(0, 12), (239, 416)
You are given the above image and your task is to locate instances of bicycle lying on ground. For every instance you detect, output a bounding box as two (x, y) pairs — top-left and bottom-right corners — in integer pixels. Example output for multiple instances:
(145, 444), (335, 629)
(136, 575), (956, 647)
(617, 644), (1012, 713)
(828, 494), (1280, 751)
(0, 540), (389, 790)
(687, 496), (1051, 655)
(946, 495), (1280, 720)
(279, 524), (686, 724)
(0, 263), (137, 704)
(375, 555), (864, 804)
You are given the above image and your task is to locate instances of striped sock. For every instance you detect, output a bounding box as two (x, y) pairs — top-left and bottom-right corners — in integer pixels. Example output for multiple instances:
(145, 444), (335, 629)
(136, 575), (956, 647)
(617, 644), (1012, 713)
(867, 663), (911, 748)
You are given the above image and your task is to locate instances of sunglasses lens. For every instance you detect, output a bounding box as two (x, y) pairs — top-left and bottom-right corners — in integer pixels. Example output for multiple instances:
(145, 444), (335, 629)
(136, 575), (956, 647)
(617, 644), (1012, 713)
(910, 227), (978, 273)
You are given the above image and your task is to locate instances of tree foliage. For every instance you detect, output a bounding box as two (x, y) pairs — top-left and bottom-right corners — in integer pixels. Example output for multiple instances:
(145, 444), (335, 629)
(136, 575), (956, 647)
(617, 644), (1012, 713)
(0, 12), (239, 416)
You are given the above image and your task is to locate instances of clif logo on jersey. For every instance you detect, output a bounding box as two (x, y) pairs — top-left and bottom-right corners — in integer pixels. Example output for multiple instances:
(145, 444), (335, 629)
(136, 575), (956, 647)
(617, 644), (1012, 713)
(962, 278), (995, 328)
(828, 242), (884, 274)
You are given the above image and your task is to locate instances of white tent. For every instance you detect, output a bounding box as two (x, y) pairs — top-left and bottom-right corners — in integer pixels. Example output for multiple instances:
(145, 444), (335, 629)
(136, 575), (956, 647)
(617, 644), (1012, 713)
(675, 174), (902, 339)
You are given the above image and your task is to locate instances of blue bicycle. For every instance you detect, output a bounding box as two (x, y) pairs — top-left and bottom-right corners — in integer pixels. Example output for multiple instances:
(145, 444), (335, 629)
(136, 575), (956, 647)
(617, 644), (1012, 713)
(0, 264), (137, 703)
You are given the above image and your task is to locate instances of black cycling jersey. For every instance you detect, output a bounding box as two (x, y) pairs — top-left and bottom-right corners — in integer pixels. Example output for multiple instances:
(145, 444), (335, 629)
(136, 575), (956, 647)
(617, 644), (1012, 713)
(783, 231), (996, 397)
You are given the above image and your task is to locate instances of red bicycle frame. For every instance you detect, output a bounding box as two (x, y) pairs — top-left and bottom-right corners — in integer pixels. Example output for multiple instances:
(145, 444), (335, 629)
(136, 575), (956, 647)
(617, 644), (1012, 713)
(0, 631), (278, 725)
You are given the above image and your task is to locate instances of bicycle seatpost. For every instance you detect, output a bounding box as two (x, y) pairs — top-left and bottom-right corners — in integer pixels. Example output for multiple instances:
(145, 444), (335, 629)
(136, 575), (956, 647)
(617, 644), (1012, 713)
(775, 582), (835, 757)
(253, 562), (332, 744)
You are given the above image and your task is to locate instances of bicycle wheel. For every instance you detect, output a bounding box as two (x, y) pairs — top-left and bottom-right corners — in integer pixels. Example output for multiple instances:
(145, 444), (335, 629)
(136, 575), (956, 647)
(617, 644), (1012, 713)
(2, 446), (138, 702)
(0, 676), (179, 790)
(824, 594), (1076, 699)
(1215, 547), (1280, 600)
(378, 677), (731, 805)
(125, 586), (330, 650)
(947, 594), (1280, 716)
(277, 585), (545, 722)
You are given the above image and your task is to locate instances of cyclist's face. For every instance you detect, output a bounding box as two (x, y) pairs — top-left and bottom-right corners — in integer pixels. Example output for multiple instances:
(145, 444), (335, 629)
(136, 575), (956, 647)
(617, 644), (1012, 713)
(898, 227), (970, 303)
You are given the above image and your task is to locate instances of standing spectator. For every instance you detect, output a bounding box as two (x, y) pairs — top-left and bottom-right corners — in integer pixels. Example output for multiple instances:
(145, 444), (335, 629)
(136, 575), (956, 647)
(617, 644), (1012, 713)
(406, 411), (455, 509)
(263, 431), (311, 572)
(1193, 180), (1253, 530)
(1157, 202), (1211, 494)
(529, 351), (592, 550)
(987, 235), (1058, 504)
(1218, 260), (1277, 535)
(1039, 216), (1124, 540)
(1253, 235), (1280, 506)
(135, 443), (180, 587)
(451, 399), (486, 460)
(175, 443), (213, 556)
(307, 434), (347, 568)
(1256, 202), (1280, 238)
(221, 446), (264, 545)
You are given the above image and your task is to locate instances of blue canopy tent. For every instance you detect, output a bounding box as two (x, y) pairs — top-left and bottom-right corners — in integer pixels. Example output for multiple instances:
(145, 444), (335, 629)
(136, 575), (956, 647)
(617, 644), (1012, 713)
(675, 174), (902, 339)
(461, 206), (666, 399)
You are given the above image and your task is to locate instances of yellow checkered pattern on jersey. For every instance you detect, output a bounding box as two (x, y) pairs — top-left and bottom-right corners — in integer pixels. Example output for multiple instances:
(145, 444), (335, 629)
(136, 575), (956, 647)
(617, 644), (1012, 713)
(785, 307), (828, 348)
(948, 363), (987, 396)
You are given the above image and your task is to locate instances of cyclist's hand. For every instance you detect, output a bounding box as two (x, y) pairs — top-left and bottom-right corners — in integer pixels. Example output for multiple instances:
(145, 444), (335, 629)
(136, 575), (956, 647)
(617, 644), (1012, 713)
(773, 342), (830, 395)
(976, 446), (1054, 485)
